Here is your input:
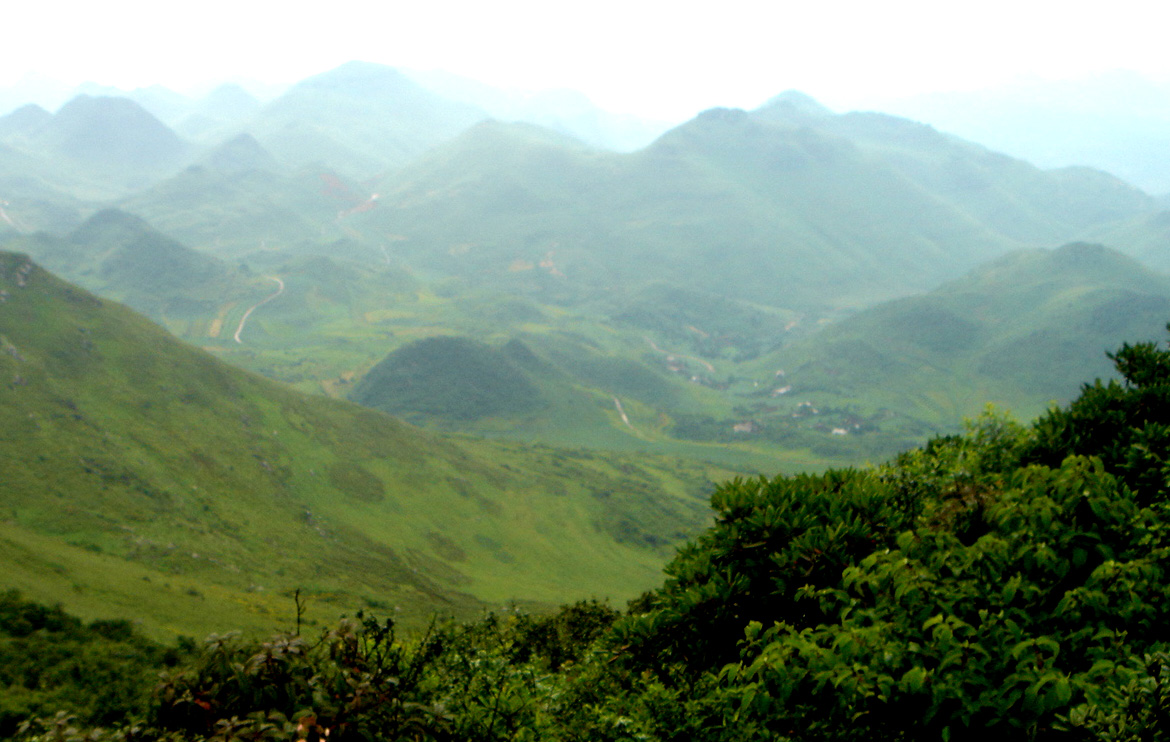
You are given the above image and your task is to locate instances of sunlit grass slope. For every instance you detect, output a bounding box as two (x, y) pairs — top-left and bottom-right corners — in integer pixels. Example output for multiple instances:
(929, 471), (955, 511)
(0, 252), (728, 640)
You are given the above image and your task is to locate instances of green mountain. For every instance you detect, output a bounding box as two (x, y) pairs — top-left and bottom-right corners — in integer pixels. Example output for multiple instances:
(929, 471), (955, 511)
(352, 336), (543, 422)
(245, 61), (487, 177)
(352, 99), (1150, 312)
(756, 242), (1170, 427)
(762, 94), (1155, 241)
(2, 209), (257, 333)
(0, 95), (191, 199)
(1087, 207), (1170, 271)
(29, 95), (189, 189)
(0, 103), (52, 140)
(115, 160), (354, 257)
(0, 251), (725, 640)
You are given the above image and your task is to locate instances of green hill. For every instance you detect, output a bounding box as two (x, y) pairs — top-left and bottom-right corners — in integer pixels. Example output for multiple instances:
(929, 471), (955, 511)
(353, 99), (1150, 313)
(1087, 207), (1170, 271)
(755, 93), (1155, 243)
(245, 61), (486, 177)
(756, 242), (1170, 428)
(28, 95), (189, 193)
(1, 209), (260, 334)
(0, 251), (727, 640)
(351, 336), (543, 422)
(115, 162), (356, 257)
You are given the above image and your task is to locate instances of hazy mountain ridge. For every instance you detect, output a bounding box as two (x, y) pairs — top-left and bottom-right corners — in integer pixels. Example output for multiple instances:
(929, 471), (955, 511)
(2, 209), (257, 331)
(0, 250), (723, 637)
(3, 62), (1170, 641)
(351, 97), (1154, 313)
(874, 70), (1170, 194)
(243, 61), (488, 177)
(762, 242), (1170, 424)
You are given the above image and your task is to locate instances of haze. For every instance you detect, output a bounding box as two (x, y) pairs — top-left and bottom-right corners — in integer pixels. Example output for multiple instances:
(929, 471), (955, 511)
(6, 0), (1170, 121)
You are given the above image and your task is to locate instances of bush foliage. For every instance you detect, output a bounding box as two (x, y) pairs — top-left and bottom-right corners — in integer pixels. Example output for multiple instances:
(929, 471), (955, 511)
(13, 331), (1170, 740)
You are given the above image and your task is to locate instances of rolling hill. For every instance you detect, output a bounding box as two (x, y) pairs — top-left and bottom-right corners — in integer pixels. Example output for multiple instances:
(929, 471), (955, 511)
(0, 251), (728, 640)
(244, 61), (487, 177)
(349, 96), (1152, 312)
(751, 242), (1170, 428)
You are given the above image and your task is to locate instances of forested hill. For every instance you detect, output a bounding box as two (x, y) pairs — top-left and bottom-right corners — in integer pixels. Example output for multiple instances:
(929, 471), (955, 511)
(10, 331), (1170, 740)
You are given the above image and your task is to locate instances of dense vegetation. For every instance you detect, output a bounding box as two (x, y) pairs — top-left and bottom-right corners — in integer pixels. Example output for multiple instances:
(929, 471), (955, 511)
(11, 332), (1170, 740)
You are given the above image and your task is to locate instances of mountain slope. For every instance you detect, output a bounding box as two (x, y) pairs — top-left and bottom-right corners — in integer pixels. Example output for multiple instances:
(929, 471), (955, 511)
(245, 61), (486, 176)
(353, 99), (1150, 312)
(1, 209), (260, 333)
(761, 242), (1170, 425)
(0, 252), (723, 639)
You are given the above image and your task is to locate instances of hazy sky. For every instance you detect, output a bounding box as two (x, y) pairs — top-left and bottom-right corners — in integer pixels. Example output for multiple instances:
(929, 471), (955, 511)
(5, 0), (1168, 120)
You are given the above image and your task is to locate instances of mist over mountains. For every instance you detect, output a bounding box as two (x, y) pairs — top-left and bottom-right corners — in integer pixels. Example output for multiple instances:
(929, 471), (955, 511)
(3, 58), (1170, 641)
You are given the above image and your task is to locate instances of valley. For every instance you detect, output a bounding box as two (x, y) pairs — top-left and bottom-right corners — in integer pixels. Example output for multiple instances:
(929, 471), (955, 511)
(2, 61), (1170, 644)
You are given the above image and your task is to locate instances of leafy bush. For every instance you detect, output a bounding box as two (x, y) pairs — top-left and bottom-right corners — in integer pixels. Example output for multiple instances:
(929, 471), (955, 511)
(16, 331), (1170, 741)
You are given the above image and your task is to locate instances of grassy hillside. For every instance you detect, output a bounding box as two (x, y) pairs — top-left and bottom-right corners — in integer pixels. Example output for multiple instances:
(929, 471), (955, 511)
(2, 209), (264, 336)
(346, 98), (1151, 313)
(751, 243), (1170, 427)
(0, 251), (733, 640)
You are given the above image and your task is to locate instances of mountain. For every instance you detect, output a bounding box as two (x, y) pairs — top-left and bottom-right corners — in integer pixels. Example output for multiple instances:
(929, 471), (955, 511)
(1, 209), (254, 332)
(0, 95), (191, 196)
(116, 159), (359, 257)
(352, 336), (544, 422)
(0, 251), (723, 638)
(126, 85), (195, 126)
(195, 132), (281, 174)
(0, 103), (52, 140)
(245, 61), (487, 176)
(352, 99), (1149, 313)
(756, 95), (1155, 242)
(1086, 208), (1170, 272)
(38, 96), (187, 172)
(873, 71), (1170, 194)
(402, 68), (672, 151)
(173, 83), (263, 143)
(757, 242), (1170, 427)
(0, 146), (87, 235)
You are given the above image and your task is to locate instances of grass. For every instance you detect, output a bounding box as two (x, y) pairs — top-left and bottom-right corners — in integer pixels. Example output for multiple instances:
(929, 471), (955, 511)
(0, 251), (742, 640)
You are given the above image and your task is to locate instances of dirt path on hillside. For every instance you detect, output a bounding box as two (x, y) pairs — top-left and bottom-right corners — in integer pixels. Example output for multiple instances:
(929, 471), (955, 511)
(643, 335), (716, 373)
(613, 397), (638, 433)
(234, 276), (285, 344)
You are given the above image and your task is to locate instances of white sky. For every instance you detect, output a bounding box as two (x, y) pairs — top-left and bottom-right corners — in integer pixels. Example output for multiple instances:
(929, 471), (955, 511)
(4, 0), (1168, 121)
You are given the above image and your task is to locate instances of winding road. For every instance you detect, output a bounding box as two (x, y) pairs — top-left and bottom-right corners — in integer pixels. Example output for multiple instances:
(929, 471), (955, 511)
(234, 276), (285, 344)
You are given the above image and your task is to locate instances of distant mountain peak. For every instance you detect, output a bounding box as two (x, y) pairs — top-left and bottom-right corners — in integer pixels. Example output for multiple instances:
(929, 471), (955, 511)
(72, 207), (152, 238)
(0, 103), (52, 138)
(294, 60), (414, 95)
(41, 95), (187, 171)
(694, 107), (751, 124)
(198, 83), (260, 118)
(755, 90), (834, 121)
(198, 132), (280, 174)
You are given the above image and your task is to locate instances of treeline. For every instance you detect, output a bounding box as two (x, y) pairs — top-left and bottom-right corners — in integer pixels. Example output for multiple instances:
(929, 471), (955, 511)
(11, 333), (1170, 740)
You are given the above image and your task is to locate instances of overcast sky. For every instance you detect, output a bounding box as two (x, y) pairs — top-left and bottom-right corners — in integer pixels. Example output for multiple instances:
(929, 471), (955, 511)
(4, 0), (1167, 120)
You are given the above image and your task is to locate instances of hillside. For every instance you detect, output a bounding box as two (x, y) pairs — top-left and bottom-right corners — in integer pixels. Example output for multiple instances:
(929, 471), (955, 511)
(26, 95), (189, 191)
(245, 61), (487, 177)
(0, 251), (727, 640)
(755, 242), (1170, 426)
(1, 209), (262, 335)
(350, 98), (1151, 312)
(12, 324), (1170, 741)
